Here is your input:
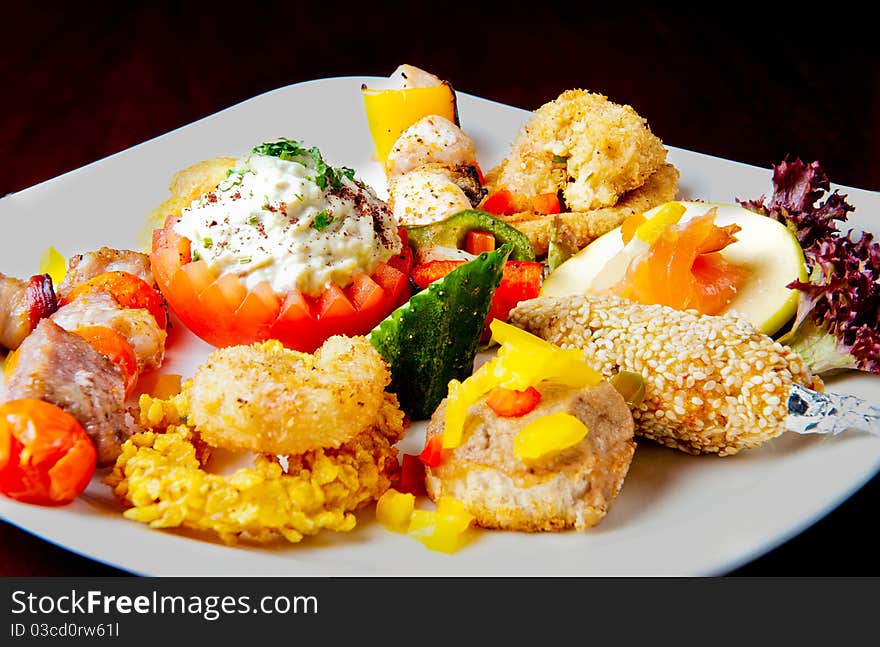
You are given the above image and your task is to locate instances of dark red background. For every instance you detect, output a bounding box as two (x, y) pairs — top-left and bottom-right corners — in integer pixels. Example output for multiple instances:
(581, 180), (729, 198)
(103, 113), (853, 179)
(2, 3), (878, 576)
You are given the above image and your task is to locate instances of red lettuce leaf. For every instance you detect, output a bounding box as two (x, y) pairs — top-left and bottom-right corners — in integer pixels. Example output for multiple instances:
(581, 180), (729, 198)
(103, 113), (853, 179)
(740, 156), (879, 375)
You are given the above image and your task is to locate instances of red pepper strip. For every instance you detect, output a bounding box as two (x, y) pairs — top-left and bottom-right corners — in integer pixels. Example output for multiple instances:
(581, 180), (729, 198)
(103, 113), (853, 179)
(485, 386), (542, 418)
(419, 435), (445, 468)
(396, 454), (427, 496)
(482, 189), (517, 216)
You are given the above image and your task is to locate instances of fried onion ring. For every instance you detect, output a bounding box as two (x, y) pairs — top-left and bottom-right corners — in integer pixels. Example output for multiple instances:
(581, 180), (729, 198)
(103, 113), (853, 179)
(105, 395), (405, 545)
(187, 335), (393, 455)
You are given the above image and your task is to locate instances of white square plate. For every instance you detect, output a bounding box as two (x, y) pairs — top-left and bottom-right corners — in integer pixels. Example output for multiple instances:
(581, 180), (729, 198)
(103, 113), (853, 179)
(2, 76), (879, 576)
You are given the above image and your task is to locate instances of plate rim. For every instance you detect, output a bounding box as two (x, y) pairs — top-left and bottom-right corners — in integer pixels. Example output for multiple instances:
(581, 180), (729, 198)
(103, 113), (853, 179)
(2, 74), (879, 577)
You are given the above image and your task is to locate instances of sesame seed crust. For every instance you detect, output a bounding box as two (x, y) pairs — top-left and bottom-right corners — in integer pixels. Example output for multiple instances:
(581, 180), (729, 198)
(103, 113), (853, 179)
(509, 294), (823, 456)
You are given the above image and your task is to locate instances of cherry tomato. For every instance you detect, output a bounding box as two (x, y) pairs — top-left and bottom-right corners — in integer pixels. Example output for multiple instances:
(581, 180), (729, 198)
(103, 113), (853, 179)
(61, 271), (167, 330)
(150, 216), (414, 351)
(0, 399), (97, 506)
(72, 326), (139, 397)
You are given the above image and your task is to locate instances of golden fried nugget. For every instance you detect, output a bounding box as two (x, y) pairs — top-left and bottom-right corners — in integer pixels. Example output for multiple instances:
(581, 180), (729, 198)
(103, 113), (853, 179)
(498, 163), (679, 255)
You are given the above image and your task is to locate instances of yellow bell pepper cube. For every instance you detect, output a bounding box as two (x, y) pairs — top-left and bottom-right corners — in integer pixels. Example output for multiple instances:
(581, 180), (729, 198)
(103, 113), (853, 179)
(513, 412), (590, 461)
(376, 489), (416, 534)
(490, 320), (601, 390)
(361, 82), (457, 167)
(38, 246), (67, 286)
(407, 497), (474, 553)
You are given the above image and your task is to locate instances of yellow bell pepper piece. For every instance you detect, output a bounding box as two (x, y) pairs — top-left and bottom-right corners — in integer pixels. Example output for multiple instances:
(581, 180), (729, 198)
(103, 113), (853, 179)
(376, 489), (416, 533)
(38, 246), (67, 286)
(361, 83), (457, 167)
(514, 412), (590, 461)
(634, 201), (686, 245)
(441, 321), (601, 450)
(407, 496), (474, 553)
(442, 359), (499, 449)
(490, 320), (601, 390)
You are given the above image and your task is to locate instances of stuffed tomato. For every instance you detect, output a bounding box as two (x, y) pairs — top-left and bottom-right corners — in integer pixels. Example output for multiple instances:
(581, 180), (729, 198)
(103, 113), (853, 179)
(151, 139), (413, 352)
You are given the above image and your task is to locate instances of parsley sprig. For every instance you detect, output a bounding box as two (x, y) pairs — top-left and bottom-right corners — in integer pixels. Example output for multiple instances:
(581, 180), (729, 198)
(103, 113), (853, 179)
(251, 138), (356, 191)
(312, 210), (334, 231)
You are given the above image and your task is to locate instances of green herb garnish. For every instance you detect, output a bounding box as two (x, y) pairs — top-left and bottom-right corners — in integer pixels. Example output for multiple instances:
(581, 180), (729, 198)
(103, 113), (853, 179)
(239, 258), (252, 264)
(552, 154), (568, 164)
(251, 138), (356, 192)
(248, 215), (259, 225)
(203, 238), (213, 249)
(312, 210), (334, 231)
(192, 250), (201, 262)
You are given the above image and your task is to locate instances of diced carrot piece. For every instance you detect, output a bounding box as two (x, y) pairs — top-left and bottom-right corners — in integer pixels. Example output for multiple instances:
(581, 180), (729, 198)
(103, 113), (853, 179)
(530, 192), (561, 215)
(465, 230), (496, 255)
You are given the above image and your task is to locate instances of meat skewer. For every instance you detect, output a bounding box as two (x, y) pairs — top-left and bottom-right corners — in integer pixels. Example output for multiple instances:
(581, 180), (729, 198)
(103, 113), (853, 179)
(3, 247), (169, 466)
(4, 319), (135, 465)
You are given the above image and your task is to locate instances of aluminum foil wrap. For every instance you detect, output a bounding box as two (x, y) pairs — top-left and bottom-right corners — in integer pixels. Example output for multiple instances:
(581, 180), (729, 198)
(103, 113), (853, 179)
(786, 383), (880, 437)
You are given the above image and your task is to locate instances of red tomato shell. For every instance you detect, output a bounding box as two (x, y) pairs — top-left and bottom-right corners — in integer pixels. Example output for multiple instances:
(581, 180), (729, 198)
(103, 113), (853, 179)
(150, 217), (414, 351)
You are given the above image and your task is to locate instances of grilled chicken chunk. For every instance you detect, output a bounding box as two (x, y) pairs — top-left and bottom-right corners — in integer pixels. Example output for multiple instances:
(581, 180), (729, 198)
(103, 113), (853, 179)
(3, 319), (135, 465)
(0, 273), (30, 350)
(51, 291), (166, 372)
(57, 247), (155, 299)
(0, 272), (57, 350)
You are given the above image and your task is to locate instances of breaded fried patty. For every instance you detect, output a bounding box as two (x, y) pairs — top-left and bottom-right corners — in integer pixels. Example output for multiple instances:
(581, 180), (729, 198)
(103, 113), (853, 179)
(186, 335), (398, 456)
(424, 381), (636, 532)
(499, 162), (679, 256)
(490, 89), (668, 211)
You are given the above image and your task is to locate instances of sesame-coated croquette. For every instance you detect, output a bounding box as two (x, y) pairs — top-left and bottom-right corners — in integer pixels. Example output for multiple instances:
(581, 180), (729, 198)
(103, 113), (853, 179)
(509, 294), (823, 456)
